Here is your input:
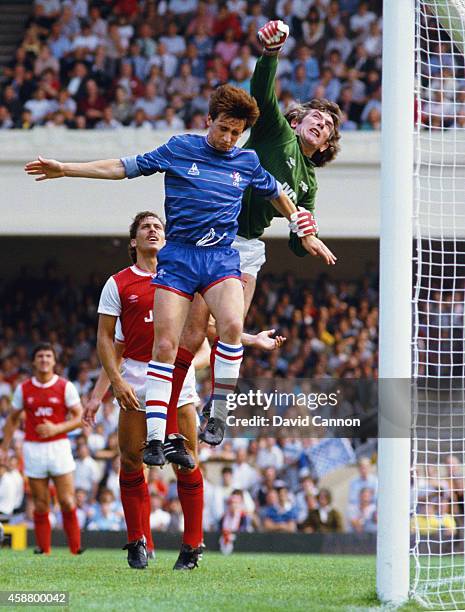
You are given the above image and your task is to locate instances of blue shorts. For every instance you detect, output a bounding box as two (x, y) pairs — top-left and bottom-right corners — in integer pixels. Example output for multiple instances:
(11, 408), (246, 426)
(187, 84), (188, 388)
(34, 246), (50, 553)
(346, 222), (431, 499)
(152, 241), (241, 300)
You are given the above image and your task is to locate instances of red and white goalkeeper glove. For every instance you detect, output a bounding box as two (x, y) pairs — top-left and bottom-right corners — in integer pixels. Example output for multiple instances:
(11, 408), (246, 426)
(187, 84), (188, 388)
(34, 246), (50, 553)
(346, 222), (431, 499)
(257, 20), (289, 54)
(289, 207), (318, 237)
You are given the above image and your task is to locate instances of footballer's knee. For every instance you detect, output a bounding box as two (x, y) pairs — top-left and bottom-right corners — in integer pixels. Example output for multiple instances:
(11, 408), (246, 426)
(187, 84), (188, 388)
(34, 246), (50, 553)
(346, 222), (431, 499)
(181, 329), (206, 355)
(58, 495), (75, 513)
(33, 497), (50, 514)
(152, 337), (178, 363)
(120, 450), (143, 473)
(219, 317), (243, 344)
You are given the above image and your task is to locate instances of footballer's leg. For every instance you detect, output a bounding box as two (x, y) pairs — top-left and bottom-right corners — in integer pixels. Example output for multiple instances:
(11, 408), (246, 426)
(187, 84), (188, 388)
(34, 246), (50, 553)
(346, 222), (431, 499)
(200, 278), (245, 446)
(164, 295), (209, 467)
(29, 477), (52, 554)
(242, 272), (257, 319)
(173, 401), (204, 570)
(144, 288), (192, 467)
(53, 472), (82, 554)
(118, 408), (151, 569)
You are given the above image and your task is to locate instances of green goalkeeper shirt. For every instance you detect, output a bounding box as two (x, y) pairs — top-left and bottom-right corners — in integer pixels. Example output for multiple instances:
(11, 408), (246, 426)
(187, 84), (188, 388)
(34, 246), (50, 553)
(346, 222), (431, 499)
(237, 54), (317, 257)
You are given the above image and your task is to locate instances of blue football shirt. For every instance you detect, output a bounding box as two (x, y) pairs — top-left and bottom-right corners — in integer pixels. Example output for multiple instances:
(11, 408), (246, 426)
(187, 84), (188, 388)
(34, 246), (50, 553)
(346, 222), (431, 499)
(121, 134), (281, 247)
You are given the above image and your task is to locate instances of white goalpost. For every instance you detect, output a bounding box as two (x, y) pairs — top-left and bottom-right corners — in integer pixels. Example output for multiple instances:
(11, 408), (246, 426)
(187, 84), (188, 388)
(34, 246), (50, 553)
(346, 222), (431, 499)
(379, 0), (465, 608)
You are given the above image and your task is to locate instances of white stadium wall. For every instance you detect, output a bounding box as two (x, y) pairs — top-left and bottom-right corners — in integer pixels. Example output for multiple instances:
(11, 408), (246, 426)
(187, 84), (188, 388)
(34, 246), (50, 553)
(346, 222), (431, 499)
(1, 130), (380, 238)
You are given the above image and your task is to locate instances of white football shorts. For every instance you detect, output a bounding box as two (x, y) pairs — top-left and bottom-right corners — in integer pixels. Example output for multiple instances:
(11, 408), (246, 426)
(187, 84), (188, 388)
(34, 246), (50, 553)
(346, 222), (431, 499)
(232, 236), (266, 278)
(118, 358), (200, 411)
(23, 438), (76, 479)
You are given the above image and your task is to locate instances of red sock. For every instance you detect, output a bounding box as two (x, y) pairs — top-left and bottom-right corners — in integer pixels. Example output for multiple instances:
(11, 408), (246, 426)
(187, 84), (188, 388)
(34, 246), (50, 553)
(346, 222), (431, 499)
(62, 508), (81, 554)
(119, 468), (146, 543)
(166, 347), (194, 436)
(33, 511), (51, 553)
(177, 467), (204, 548)
(141, 481), (154, 552)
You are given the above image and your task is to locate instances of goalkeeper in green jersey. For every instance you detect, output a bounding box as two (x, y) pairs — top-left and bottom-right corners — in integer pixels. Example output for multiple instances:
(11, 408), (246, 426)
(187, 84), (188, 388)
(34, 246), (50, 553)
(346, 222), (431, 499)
(180, 21), (341, 446)
(234, 19), (342, 313)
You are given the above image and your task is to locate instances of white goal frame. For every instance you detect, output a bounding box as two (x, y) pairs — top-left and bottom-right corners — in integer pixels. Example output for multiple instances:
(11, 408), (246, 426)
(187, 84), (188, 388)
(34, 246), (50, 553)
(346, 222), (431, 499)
(377, 0), (415, 605)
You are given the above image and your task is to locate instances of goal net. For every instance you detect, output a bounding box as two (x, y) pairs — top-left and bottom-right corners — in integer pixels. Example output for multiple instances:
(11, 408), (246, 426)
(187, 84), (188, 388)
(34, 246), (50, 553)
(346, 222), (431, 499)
(411, 1), (465, 608)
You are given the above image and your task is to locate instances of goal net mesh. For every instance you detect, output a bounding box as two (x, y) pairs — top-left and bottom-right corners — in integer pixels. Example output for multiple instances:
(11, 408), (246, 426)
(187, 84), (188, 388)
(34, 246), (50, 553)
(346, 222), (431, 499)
(412, 1), (465, 608)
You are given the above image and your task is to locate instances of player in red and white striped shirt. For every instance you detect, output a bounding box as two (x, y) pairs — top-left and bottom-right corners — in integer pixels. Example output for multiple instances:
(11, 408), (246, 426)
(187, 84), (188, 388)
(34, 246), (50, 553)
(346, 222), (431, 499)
(0, 343), (83, 555)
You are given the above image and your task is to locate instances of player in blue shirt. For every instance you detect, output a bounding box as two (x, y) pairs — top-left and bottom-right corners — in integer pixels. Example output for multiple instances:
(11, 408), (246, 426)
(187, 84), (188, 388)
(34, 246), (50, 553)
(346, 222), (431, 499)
(25, 85), (301, 468)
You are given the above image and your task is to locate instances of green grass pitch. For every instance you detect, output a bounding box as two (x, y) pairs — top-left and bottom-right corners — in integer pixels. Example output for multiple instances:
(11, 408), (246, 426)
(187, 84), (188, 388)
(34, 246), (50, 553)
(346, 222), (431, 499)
(0, 549), (424, 611)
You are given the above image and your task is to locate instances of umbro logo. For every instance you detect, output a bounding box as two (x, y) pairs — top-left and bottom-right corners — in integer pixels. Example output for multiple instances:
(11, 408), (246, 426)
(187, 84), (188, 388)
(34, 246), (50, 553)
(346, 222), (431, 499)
(188, 163), (200, 176)
(128, 294), (139, 303)
(300, 181), (309, 193)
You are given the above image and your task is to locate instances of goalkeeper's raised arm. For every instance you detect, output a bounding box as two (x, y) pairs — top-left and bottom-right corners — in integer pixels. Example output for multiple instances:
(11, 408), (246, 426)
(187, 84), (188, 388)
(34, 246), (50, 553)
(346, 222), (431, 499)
(233, 19), (343, 312)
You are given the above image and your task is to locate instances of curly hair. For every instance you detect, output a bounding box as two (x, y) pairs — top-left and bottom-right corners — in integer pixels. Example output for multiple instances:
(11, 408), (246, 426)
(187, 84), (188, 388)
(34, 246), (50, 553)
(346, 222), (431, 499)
(284, 99), (342, 167)
(128, 211), (165, 263)
(209, 84), (260, 130)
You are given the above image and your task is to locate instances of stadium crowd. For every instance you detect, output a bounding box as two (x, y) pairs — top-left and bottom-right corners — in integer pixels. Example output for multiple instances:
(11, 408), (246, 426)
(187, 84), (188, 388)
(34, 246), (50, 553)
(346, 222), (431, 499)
(0, 263), (380, 538)
(0, 0), (383, 131)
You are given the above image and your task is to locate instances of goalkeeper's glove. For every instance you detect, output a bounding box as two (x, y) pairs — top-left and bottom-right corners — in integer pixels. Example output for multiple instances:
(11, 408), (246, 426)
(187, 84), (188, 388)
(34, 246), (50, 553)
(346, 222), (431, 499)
(289, 207), (318, 237)
(257, 20), (289, 54)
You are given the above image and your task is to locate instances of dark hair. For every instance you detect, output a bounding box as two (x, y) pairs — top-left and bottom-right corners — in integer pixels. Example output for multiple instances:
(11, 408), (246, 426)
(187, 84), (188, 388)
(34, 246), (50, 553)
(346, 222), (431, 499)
(209, 84), (260, 130)
(284, 99), (342, 167)
(128, 211), (164, 263)
(32, 342), (56, 361)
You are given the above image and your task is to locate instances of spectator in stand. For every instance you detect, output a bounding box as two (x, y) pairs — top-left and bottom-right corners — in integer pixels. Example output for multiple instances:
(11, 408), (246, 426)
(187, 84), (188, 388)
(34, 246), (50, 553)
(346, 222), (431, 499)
(73, 441), (100, 500)
(287, 64), (314, 102)
(347, 487), (377, 533)
(75, 488), (90, 528)
(155, 106), (184, 130)
(215, 28), (240, 68)
(24, 87), (53, 125)
(213, 5), (242, 40)
(130, 108), (152, 129)
(160, 21), (186, 57)
(186, 1), (215, 37)
(111, 86), (133, 126)
(134, 82), (166, 123)
(361, 107), (381, 130)
(350, 1), (377, 37)
(149, 492), (171, 531)
(326, 24), (353, 63)
(298, 488), (343, 533)
(95, 106), (123, 130)
(71, 21), (99, 58)
(0, 107), (13, 130)
(0, 461), (19, 517)
(262, 487), (298, 533)
(152, 42), (178, 80)
(312, 66), (341, 102)
(167, 61), (200, 103)
(363, 20), (383, 58)
(256, 437), (284, 472)
(337, 85), (363, 129)
(232, 447), (260, 492)
(87, 488), (124, 531)
(219, 490), (252, 554)
(135, 23), (156, 59)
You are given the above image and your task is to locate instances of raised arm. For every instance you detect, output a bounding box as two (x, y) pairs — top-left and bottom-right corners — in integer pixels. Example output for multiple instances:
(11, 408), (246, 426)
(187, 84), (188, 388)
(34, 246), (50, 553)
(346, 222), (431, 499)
(24, 156), (125, 181)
